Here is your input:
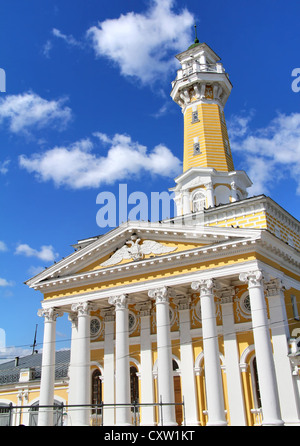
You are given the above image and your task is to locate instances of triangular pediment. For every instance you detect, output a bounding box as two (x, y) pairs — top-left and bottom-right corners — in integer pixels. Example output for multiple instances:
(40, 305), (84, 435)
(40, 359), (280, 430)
(26, 220), (262, 288)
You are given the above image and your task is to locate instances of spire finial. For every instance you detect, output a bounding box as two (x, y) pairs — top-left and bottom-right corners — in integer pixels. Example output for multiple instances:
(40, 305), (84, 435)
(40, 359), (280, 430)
(194, 24), (199, 44)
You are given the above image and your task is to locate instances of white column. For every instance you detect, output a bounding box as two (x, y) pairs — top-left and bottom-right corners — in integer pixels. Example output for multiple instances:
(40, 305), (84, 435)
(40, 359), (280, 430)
(239, 270), (284, 425)
(174, 295), (199, 425)
(37, 307), (63, 426)
(148, 286), (176, 426)
(101, 308), (115, 426)
(219, 287), (246, 426)
(108, 294), (131, 425)
(266, 279), (300, 424)
(230, 181), (238, 202)
(137, 302), (155, 426)
(67, 311), (78, 413)
(71, 301), (95, 426)
(182, 190), (191, 215)
(191, 279), (227, 426)
(205, 182), (215, 208)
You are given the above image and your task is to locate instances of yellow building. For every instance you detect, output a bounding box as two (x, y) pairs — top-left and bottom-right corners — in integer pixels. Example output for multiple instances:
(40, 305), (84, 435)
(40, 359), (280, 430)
(1, 36), (300, 427)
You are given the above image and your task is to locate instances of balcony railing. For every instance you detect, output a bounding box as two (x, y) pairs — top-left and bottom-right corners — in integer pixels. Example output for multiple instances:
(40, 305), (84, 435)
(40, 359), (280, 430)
(172, 63), (227, 89)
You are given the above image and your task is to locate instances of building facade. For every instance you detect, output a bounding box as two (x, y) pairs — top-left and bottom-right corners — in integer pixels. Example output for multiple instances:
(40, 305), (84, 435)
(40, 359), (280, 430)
(1, 37), (300, 426)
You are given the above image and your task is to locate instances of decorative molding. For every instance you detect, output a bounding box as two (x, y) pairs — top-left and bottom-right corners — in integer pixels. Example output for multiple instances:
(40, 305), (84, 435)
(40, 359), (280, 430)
(173, 295), (191, 310)
(216, 286), (235, 304)
(101, 308), (115, 322)
(136, 302), (152, 317)
(265, 278), (289, 297)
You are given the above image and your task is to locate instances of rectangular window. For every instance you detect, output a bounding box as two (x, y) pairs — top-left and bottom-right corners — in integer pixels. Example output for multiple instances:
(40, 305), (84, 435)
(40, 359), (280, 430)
(224, 139), (231, 155)
(291, 295), (300, 320)
(193, 142), (201, 155)
(193, 137), (201, 155)
(192, 110), (199, 123)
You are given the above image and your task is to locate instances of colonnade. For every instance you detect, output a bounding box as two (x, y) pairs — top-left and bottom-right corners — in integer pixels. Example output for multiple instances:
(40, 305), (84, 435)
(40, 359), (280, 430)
(37, 269), (300, 426)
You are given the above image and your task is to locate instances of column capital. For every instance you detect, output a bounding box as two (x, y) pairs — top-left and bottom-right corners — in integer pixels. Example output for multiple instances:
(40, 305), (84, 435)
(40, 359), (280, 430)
(68, 311), (78, 325)
(136, 301), (152, 317)
(191, 278), (215, 296)
(37, 307), (63, 322)
(173, 295), (191, 310)
(265, 278), (289, 297)
(239, 270), (265, 288)
(148, 286), (175, 304)
(71, 301), (97, 316)
(108, 294), (128, 310)
(216, 286), (235, 304)
(101, 307), (115, 322)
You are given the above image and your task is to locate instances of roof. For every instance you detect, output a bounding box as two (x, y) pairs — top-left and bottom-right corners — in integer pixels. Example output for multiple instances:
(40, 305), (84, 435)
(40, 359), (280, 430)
(0, 350), (70, 385)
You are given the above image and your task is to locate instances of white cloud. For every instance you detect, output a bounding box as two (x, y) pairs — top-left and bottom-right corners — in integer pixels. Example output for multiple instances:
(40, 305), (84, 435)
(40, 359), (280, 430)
(19, 132), (182, 189)
(15, 244), (59, 262)
(0, 92), (72, 134)
(0, 160), (10, 175)
(0, 278), (14, 287)
(52, 28), (82, 47)
(42, 39), (53, 58)
(86, 0), (194, 85)
(0, 241), (8, 252)
(28, 265), (45, 276)
(228, 111), (300, 195)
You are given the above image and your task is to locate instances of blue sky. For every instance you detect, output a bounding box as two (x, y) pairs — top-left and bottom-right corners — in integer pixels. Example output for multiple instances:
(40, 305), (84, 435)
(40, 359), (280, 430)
(0, 0), (300, 359)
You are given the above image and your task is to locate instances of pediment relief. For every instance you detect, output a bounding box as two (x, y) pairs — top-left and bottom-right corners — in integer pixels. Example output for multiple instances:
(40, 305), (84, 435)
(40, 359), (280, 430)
(88, 234), (178, 269)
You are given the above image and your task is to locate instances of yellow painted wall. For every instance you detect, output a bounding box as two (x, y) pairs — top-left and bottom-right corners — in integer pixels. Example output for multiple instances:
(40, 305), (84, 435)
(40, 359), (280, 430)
(183, 103), (234, 173)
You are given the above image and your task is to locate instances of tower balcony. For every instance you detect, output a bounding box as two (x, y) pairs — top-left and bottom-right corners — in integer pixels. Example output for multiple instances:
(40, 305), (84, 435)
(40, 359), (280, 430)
(171, 63), (228, 89)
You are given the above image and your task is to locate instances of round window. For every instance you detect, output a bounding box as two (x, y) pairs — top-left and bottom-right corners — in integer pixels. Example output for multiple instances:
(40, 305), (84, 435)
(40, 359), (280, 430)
(239, 293), (251, 318)
(128, 312), (137, 334)
(90, 317), (102, 338)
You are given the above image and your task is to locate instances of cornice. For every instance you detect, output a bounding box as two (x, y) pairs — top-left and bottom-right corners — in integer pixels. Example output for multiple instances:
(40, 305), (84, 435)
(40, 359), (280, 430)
(34, 235), (261, 293)
(27, 220), (260, 288)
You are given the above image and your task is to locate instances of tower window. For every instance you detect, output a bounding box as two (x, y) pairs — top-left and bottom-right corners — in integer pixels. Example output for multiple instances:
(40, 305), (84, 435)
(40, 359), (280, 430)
(193, 142), (201, 155)
(192, 110), (199, 123)
(192, 191), (205, 212)
(224, 139), (231, 155)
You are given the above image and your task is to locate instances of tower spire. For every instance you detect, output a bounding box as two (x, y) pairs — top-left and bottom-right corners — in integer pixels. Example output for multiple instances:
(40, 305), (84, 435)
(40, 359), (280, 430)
(194, 24), (199, 44)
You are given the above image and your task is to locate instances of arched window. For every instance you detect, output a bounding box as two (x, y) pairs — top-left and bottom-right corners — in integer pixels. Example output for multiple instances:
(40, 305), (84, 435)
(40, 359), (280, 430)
(29, 401), (63, 426)
(130, 366), (139, 406)
(192, 191), (205, 212)
(251, 357), (262, 409)
(91, 369), (102, 415)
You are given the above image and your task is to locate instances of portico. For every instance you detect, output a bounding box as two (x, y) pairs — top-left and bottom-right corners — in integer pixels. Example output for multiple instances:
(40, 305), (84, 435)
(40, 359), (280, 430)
(33, 220), (300, 426)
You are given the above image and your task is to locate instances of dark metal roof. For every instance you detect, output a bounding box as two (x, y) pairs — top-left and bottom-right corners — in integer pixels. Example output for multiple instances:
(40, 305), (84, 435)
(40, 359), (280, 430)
(0, 350), (70, 385)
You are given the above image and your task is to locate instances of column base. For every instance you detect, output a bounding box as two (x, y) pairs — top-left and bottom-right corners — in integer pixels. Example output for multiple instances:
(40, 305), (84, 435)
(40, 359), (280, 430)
(183, 420), (201, 426)
(206, 420), (228, 426)
(261, 419), (284, 426)
(282, 420), (300, 426)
